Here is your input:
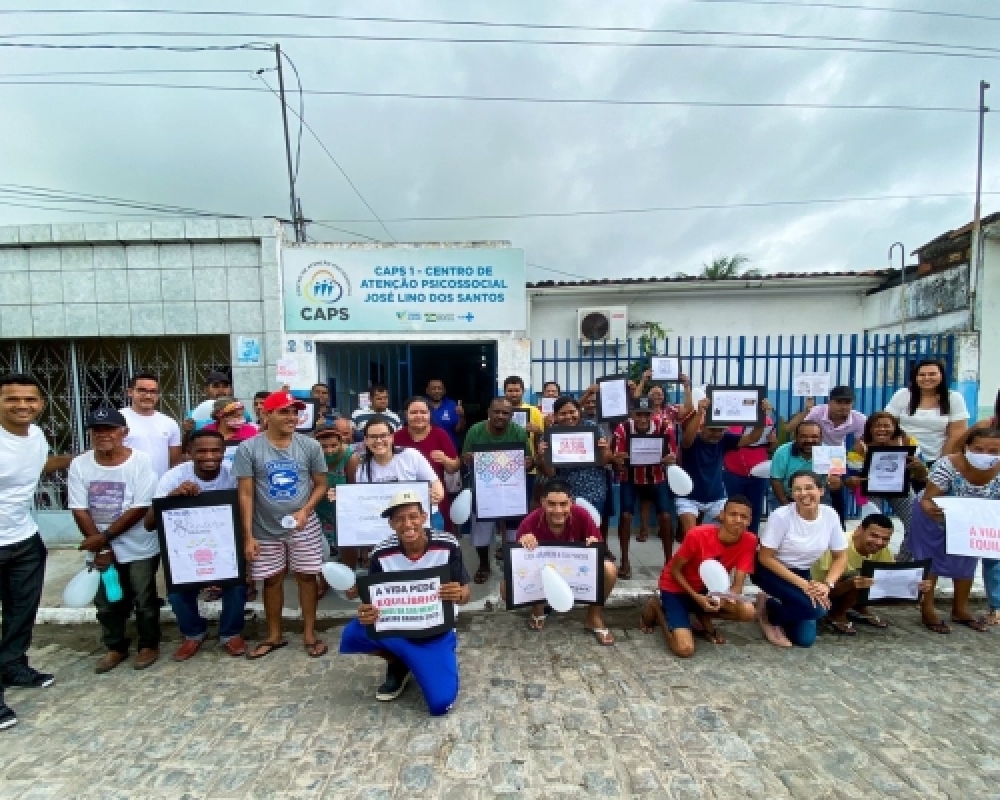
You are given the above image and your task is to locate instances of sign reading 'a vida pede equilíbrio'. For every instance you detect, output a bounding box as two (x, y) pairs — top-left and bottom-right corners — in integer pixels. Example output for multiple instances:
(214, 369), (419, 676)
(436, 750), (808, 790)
(281, 246), (527, 332)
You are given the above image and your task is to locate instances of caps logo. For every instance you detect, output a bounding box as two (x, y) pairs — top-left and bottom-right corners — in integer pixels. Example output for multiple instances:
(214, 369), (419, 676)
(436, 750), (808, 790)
(296, 261), (352, 306)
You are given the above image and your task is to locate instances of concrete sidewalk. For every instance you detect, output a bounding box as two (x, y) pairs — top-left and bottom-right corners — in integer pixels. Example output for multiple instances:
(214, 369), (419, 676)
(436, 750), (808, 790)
(29, 515), (985, 625)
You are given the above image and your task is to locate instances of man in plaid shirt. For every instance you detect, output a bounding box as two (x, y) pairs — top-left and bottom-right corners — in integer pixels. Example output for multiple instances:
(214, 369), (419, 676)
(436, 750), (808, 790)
(610, 397), (679, 580)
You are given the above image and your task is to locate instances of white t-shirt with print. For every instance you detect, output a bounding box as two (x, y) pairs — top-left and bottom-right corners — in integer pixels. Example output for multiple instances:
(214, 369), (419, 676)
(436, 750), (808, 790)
(760, 503), (847, 570)
(68, 449), (159, 564)
(121, 408), (181, 479)
(884, 389), (969, 461)
(353, 447), (438, 484)
(155, 461), (237, 498)
(0, 424), (49, 546)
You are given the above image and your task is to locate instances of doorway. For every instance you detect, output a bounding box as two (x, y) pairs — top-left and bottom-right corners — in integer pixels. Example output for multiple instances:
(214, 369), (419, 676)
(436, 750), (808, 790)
(318, 341), (498, 426)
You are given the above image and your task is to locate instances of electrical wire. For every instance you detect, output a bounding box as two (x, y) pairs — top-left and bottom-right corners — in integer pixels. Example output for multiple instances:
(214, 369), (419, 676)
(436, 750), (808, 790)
(0, 183), (253, 218)
(277, 50), (304, 185)
(0, 68), (256, 77)
(254, 73), (395, 242)
(527, 262), (591, 280)
(310, 221), (385, 243)
(0, 79), (977, 113)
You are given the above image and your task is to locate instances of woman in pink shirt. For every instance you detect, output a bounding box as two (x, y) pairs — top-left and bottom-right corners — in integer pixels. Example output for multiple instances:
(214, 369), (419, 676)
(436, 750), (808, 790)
(393, 396), (460, 526)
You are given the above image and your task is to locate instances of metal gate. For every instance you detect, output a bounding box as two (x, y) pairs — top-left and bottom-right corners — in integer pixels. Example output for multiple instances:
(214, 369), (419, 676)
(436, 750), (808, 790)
(0, 335), (231, 510)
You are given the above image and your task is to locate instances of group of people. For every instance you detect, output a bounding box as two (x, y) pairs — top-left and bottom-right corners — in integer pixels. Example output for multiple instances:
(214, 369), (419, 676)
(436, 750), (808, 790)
(1, 355), (998, 725)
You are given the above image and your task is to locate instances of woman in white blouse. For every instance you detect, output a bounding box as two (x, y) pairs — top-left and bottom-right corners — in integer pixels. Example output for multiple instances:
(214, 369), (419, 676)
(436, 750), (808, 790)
(753, 470), (848, 648)
(884, 358), (969, 469)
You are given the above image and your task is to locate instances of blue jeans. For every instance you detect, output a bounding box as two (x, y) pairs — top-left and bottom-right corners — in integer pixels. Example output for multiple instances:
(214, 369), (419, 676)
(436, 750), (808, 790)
(167, 583), (247, 642)
(984, 559), (1000, 611)
(752, 556), (826, 647)
(721, 471), (766, 534)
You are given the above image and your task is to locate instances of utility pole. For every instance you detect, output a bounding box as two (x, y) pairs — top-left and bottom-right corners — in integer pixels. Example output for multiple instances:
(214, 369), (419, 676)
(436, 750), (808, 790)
(275, 43), (305, 242)
(970, 79), (990, 322)
(889, 241), (906, 339)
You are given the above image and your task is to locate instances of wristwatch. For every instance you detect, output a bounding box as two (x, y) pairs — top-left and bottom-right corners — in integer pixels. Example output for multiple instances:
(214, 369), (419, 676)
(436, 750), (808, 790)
(827, 582), (836, 590)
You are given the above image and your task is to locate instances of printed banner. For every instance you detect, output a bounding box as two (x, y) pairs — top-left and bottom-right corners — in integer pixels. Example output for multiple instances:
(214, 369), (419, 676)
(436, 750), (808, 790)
(357, 566), (455, 639)
(938, 497), (1000, 557)
(282, 246), (526, 332)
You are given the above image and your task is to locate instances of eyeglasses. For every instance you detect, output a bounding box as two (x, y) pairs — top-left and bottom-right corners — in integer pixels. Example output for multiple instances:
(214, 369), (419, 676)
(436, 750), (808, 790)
(366, 432), (392, 440)
(133, 388), (159, 395)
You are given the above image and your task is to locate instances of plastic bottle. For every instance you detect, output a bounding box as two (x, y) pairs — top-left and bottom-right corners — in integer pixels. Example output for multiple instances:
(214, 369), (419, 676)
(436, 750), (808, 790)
(100, 564), (124, 603)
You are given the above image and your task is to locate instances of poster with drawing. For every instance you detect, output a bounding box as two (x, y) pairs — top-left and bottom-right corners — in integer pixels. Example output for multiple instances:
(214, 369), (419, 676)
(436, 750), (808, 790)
(503, 543), (604, 608)
(793, 372), (832, 397)
(705, 386), (764, 426)
(472, 446), (528, 520)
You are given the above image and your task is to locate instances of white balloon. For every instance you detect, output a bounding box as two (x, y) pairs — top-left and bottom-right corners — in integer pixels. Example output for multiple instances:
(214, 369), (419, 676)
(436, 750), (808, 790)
(749, 460), (772, 479)
(321, 561), (357, 591)
(541, 565), (575, 613)
(667, 465), (694, 497)
(860, 502), (882, 519)
(699, 559), (731, 594)
(62, 567), (101, 608)
(320, 536), (331, 562)
(574, 497), (601, 527)
(450, 489), (472, 525)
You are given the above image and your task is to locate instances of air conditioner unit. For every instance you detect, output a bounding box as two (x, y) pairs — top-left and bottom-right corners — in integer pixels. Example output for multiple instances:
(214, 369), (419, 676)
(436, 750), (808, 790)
(577, 306), (628, 346)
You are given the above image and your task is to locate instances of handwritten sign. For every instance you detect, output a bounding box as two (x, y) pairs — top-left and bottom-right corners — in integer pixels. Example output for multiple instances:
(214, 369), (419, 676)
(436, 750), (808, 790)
(336, 482), (431, 547)
(937, 498), (1000, 557)
(357, 566), (455, 639)
(503, 543), (604, 608)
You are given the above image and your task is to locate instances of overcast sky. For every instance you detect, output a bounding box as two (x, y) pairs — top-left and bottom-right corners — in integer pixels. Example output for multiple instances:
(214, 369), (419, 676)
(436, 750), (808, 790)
(0, 1), (996, 281)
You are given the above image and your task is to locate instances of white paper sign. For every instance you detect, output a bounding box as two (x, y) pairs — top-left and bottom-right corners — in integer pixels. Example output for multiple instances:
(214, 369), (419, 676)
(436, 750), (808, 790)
(629, 436), (665, 467)
(793, 372), (832, 397)
(812, 445), (847, 476)
(336, 482), (432, 547)
(598, 377), (630, 420)
(549, 431), (596, 465)
(710, 389), (759, 423)
(869, 567), (924, 601)
(866, 450), (909, 494)
(473, 449), (528, 520)
(938, 497), (1000, 558)
(371, 575), (445, 633)
(275, 357), (299, 384)
(358, 392), (371, 411)
(508, 546), (601, 606)
(539, 397), (556, 415)
(161, 504), (240, 584)
(511, 409), (529, 429)
(650, 356), (680, 382)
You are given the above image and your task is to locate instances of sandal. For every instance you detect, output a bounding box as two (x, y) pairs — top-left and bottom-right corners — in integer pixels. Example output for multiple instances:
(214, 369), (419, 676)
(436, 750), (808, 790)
(494, 549), (504, 563)
(246, 640), (289, 660)
(526, 613), (547, 632)
(585, 627), (615, 646)
(203, 586), (223, 602)
(304, 640), (329, 658)
(951, 616), (989, 633)
(637, 530), (649, 543)
(847, 609), (888, 628)
(922, 619), (951, 635)
(825, 619), (857, 636)
(696, 626), (726, 645)
(618, 565), (632, 581)
(474, 568), (491, 585)
(986, 610), (1000, 626)
(247, 585), (258, 603)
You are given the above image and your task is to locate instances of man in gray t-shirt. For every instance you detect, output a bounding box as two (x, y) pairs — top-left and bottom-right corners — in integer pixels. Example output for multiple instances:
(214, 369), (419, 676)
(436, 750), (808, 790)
(233, 391), (328, 659)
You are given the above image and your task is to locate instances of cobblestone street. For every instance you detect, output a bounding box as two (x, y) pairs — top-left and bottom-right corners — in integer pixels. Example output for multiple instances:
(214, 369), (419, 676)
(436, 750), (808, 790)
(3, 603), (1000, 799)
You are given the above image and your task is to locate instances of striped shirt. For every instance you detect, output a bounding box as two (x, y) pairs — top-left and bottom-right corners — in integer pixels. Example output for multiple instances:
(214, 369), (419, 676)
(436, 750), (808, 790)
(369, 529), (470, 584)
(612, 418), (677, 485)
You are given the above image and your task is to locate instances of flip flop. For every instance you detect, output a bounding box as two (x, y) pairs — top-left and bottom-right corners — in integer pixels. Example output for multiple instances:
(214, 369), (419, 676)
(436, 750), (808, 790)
(922, 619), (951, 635)
(847, 610), (888, 628)
(526, 614), (547, 632)
(618, 566), (632, 581)
(824, 619), (857, 636)
(696, 627), (726, 645)
(474, 569), (491, 585)
(304, 640), (328, 658)
(951, 616), (989, 633)
(636, 531), (649, 543)
(246, 640), (289, 660)
(585, 627), (615, 646)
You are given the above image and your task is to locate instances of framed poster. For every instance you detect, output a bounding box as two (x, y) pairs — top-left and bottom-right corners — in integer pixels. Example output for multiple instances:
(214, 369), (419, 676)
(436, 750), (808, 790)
(860, 446), (916, 498)
(503, 543), (604, 609)
(793, 372), (831, 398)
(336, 481), (431, 547)
(628, 434), (665, 467)
(650, 356), (681, 382)
(357, 566), (455, 640)
(856, 559), (931, 606)
(938, 497), (1000, 558)
(705, 385), (765, 427)
(596, 374), (630, 422)
(471, 444), (528, 520)
(511, 409), (529, 430)
(153, 489), (245, 592)
(295, 399), (317, 433)
(546, 426), (598, 469)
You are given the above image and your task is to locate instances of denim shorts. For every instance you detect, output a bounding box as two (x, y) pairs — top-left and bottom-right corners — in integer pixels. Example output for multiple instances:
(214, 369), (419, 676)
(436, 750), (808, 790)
(659, 590), (702, 631)
(620, 481), (673, 516)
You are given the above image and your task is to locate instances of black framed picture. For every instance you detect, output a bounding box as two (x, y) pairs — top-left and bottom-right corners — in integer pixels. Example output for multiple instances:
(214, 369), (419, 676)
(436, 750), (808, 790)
(153, 489), (246, 593)
(705, 385), (765, 427)
(649, 356), (681, 383)
(627, 433), (665, 467)
(295, 399), (318, 432)
(860, 445), (917, 498)
(357, 566), (456, 640)
(502, 542), (605, 609)
(470, 443), (529, 520)
(596, 374), (630, 422)
(545, 425), (599, 469)
(856, 559), (931, 606)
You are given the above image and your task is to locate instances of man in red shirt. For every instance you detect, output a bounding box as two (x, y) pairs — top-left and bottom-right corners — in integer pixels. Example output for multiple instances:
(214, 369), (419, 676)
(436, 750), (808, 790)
(639, 495), (757, 657)
(503, 480), (618, 645)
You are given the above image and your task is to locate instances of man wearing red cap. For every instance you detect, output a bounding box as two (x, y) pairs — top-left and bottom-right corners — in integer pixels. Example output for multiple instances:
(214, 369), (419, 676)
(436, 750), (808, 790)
(233, 391), (329, 659)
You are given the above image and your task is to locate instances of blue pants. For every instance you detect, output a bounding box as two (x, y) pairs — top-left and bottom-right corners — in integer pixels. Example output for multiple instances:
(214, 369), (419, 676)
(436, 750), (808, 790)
(752, 557), (826, 647)
(721, 471), (766, 534)
(167, 583), (247, 642)
(339, 619), (459, 716)
(984, 559), (1000, 612)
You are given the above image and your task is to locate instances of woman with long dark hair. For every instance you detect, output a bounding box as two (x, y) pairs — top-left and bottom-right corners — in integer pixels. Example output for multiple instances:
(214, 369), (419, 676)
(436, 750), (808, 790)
(393, 396), (460, 525)
(536, 396), (610, 514)
(884, 358), (969, 465)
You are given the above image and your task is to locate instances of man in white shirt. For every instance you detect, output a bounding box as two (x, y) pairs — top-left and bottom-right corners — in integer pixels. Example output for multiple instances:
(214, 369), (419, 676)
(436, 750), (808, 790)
(0, 374), (72, 731)
(68, 407), (159, 674)
(350, 383), (401, 439)
(121, 372), (182, 480)
(144, 430), (247, 661)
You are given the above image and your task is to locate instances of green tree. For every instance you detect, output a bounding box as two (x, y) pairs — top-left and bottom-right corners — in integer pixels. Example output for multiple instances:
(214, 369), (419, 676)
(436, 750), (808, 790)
(679, 254), (761, 279)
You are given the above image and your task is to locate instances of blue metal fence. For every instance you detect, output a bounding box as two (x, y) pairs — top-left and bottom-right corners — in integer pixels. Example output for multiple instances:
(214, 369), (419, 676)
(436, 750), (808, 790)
(531, 333), (956, 421)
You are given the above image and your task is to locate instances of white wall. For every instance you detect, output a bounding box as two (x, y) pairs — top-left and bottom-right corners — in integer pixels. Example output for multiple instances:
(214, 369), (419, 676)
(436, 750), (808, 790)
(862, 265), (972, 335)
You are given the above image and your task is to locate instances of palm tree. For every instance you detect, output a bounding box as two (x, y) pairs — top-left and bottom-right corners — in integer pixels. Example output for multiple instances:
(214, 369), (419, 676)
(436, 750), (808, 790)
(678, 254), (762, 279)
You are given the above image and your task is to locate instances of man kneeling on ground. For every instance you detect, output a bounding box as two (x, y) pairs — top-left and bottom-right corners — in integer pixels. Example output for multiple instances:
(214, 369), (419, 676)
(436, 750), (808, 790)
(640, 495), (757, 656)
(811, 512), (931, 635)
(501, 480), (618, 645)
(340, 490), (470, 716)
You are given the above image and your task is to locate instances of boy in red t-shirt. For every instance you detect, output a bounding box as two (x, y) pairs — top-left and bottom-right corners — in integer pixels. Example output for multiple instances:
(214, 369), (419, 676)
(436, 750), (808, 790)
(640, 495), (757, 657)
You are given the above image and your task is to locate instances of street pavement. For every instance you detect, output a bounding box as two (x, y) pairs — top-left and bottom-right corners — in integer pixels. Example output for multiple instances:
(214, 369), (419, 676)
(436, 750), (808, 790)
(3, 601), (1000, 799)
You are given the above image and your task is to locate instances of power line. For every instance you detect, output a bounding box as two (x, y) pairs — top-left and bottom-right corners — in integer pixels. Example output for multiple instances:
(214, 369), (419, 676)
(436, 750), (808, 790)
(527, 262), (590, 280)
(313, 191), (1000, 223)
(0, 68), (256, 77)
(0, 79), (977, 114)
(0, 183), (254, 218)
(0, 41), (270, 52)
(0, 32), (998, 62)
(254, 73), (395, 242)
(310, 221), (385, 243)
(686, 0), (1000, 24)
